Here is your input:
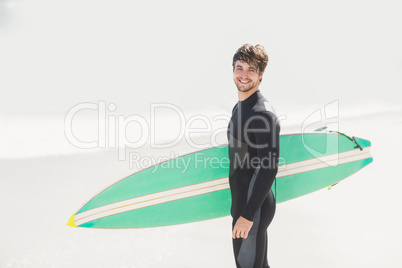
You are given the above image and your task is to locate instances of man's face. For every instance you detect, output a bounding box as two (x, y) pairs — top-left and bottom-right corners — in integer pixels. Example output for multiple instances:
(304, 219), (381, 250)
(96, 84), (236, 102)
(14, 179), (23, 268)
(233, 60), (264, 93)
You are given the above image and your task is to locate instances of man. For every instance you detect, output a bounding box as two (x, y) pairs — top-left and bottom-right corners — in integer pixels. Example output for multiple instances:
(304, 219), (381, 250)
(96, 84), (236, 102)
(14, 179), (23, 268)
(227, 44), (280, 268)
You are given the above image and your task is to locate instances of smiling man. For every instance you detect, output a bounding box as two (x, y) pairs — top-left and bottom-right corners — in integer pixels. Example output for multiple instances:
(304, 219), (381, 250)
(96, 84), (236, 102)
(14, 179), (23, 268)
(227, 44), (280, 268)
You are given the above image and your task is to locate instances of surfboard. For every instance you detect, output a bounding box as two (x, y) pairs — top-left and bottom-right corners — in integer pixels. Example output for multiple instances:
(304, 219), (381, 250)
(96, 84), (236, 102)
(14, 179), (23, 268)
(66, 132), (373, 229)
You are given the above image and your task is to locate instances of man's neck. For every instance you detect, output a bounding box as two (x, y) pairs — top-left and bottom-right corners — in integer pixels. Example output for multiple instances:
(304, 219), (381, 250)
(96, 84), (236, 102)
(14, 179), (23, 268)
(238, 88), (259, 102)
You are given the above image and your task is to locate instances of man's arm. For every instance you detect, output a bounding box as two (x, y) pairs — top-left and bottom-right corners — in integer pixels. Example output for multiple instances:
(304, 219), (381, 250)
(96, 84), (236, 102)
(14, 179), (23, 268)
(241, 111), (280, 222)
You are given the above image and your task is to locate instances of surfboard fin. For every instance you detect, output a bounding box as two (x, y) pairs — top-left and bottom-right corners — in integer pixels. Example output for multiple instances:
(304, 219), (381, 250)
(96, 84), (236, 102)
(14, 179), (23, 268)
(328, 182), (339, 190)
(314, 126), (328, 132)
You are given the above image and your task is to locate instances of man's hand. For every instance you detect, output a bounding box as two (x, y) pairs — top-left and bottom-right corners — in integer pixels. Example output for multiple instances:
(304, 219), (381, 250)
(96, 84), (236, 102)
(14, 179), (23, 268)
(232, 216), (253, 239)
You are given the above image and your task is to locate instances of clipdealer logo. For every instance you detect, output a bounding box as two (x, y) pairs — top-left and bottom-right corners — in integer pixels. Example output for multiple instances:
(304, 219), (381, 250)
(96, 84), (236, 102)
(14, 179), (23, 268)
(64, 100), (340, 169)
(64, 101), (230, 161)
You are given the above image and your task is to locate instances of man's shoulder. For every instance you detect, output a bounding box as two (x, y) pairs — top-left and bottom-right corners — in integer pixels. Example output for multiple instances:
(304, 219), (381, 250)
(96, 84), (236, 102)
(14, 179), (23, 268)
(251, 99), (277, 118)
(231, 102), (239, 114)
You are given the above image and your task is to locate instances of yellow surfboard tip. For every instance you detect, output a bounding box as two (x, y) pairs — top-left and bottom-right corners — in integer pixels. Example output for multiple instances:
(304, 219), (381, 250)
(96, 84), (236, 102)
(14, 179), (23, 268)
(66, 213), (78, 228)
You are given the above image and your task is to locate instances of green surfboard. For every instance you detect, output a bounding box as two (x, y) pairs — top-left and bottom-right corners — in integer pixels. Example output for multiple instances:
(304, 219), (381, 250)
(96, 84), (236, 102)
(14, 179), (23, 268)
(66, 132), (373, 229)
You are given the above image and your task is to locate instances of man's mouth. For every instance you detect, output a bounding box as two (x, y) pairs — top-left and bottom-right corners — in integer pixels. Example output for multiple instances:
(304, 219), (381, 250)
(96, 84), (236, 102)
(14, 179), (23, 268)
(239, 80), (250, 84)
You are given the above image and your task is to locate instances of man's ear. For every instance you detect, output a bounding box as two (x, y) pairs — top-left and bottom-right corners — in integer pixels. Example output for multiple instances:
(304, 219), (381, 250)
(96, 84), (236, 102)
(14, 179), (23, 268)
(259, 71), (265, 82)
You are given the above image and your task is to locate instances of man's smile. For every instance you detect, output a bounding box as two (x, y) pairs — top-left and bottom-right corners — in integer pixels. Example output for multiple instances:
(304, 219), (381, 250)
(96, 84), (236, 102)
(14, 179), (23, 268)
(239, 79), (250, 84)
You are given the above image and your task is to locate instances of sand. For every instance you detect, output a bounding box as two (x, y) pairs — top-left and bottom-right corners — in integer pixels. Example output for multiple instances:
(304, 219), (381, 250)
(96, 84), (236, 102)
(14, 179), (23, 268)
(1, 109), (401, 267)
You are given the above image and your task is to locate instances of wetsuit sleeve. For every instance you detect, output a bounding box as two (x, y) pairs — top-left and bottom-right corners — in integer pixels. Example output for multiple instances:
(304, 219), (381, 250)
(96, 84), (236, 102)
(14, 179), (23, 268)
(241, 111), (280, 222)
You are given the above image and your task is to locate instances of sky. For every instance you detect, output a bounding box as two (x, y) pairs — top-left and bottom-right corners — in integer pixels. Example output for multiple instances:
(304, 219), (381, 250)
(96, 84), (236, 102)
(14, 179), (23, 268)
(0, 0), (401, 116)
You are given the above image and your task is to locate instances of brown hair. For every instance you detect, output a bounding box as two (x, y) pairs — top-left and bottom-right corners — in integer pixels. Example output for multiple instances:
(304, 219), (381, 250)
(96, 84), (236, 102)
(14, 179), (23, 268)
(232, 44), (268, 74)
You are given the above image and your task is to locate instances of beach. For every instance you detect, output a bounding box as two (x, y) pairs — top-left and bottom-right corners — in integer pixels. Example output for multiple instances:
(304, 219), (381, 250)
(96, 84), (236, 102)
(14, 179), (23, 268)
(1, 0), (401, 266)
(1, 107), (401, 267)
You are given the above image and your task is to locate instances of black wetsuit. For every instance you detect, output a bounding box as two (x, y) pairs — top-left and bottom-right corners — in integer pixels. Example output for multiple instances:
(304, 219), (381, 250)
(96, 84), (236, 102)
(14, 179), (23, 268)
(227, 90), (280, 268)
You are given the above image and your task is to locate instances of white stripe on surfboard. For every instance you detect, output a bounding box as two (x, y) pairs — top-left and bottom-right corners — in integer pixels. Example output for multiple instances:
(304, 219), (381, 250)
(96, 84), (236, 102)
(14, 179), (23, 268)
(74, 178), (229, 226)
(277, 147), (372, 178)
(75, 147), (371, 226)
